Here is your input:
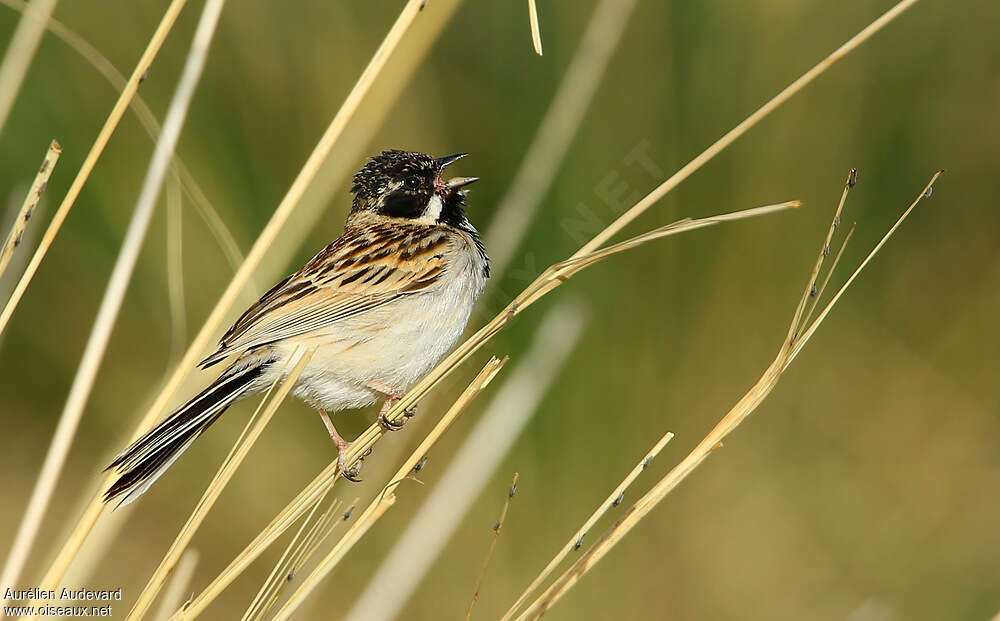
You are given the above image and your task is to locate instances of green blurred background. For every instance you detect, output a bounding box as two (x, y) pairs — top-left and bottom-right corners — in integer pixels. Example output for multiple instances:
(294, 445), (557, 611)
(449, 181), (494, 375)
(1, 0), (998, 619)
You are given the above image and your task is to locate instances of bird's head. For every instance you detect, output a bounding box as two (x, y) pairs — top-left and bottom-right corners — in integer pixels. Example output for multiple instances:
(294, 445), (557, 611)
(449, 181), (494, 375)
(350, 149), (479, 227)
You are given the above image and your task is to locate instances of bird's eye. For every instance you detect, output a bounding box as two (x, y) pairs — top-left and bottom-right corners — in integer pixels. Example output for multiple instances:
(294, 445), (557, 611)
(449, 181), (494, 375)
(404, 175), (421, 190)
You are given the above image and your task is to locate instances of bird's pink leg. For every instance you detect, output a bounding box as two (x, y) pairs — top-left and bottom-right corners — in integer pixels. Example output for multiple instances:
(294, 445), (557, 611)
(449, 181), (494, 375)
(318, 409), (362, 482)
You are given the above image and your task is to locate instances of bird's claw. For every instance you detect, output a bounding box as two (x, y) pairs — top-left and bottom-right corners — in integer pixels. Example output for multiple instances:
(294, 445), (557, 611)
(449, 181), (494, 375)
(339, 452), (363, 482)
(379, 412), (405, 431)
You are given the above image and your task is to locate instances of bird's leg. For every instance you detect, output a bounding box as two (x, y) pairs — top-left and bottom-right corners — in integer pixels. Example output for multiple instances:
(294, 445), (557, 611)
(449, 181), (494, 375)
(318, 409), (363, 482)
(368, 381), (417, 431)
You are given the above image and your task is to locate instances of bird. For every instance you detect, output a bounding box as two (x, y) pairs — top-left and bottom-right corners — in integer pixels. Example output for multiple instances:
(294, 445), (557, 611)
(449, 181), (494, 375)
(104, 150), (490, 506)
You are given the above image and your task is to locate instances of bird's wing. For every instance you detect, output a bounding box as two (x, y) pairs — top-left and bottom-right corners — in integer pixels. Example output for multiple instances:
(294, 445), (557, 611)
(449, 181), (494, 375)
(199, 224), (452, 368)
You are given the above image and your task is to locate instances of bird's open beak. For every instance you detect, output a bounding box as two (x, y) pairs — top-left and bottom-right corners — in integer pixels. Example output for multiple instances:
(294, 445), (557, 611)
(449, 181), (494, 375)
(444, 176), (479, 190)
(434, 153), (468, 169)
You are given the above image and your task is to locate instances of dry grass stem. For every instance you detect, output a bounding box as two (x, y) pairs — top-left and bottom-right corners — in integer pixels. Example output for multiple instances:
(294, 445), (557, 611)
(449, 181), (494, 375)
(152, 549), (199, 621)
(40, 0), (428, 590)
(0, 0), (59, 133)
(344, 302), (585, 621)
(527, 0), (543, 55)
(467, 472), (520, 621)
(486, 0), (638, 278)
(502, 433), (674, 621)
(0, 0), (246, 275)
(0, 0), (189, 339)
(514, 170), (943, 620)
(0, 139), (60, 279)
(131, 347), (314, 620)
(574, 0), (919, 256)
(269, 356), (507, 621)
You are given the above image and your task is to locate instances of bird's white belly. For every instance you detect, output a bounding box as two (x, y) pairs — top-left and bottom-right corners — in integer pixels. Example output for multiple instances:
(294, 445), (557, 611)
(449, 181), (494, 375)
(281, 258), (484, 413)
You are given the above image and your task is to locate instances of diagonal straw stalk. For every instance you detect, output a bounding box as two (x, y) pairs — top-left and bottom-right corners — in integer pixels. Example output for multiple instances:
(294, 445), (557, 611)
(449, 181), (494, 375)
(38, 0), (430, 590)
(128, 346), (314, 620)
(0, 0), (59, 135)
(0, 0), (189, 338)
(269, 356), (508, 621)
(0, 139), (60, 279)
(514, 171), (943, 620)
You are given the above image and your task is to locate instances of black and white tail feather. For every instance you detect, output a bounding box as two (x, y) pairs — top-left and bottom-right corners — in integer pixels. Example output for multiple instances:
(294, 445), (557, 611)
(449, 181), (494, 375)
(104, 363), (268, 507)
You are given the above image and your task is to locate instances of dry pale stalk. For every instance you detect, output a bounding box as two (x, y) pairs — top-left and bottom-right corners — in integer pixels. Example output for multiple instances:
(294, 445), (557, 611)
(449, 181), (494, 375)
(269, 357), (508, 621)
(515, 171), (943, 620)
(38, 0), (429, 590)
(130, 348), (314, 620)
(0, 139), (60, 279)
(0, 0), (189, 338)
(527, 0), (543, 55)
(467, 472), (520, 621)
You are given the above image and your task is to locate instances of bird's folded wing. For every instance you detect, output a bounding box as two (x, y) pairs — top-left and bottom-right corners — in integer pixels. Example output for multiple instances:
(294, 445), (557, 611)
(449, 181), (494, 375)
(199, 226), (450, 368)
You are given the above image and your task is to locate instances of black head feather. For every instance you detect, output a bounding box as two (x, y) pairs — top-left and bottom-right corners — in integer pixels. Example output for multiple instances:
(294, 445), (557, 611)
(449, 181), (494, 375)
(351, 150), (439, 216)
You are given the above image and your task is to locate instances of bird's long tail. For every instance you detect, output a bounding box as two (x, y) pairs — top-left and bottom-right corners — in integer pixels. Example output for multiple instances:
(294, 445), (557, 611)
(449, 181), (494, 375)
(104, 363), (267, 506)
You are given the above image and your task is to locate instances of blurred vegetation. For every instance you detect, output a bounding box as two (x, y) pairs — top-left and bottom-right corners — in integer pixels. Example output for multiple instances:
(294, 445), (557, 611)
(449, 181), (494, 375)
(1, 1), (998, 619)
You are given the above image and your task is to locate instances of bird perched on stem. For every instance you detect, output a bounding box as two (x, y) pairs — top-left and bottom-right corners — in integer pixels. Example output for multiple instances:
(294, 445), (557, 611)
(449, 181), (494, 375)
(105, 150), (489, 505)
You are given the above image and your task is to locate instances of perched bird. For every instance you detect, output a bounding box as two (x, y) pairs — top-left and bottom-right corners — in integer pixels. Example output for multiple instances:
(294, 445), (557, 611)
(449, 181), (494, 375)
(104, 150), (489, 505)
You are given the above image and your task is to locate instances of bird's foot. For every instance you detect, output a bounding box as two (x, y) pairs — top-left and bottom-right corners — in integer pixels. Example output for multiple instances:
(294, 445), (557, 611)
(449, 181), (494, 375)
(374, 390), (416, 431)
(338, 449), (363, 482)
(378, 409), (405, 431)
(318, 408), (363, 482)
